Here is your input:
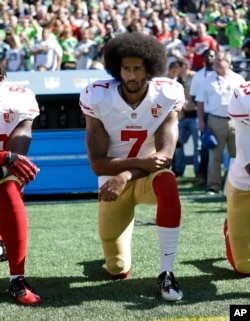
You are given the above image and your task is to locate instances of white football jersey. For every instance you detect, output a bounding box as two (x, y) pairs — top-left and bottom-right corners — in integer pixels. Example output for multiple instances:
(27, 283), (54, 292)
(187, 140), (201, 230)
(80, 77), (185, 160)
(228, 81), (250, 190)
(0, 85), (39, 151)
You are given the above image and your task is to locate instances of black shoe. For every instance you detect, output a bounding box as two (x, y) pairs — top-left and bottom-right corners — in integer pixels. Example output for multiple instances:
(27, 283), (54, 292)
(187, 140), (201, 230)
(0, 240), (7, 262)
(157, 271), (183, 301)
(9, 276), (41, 305)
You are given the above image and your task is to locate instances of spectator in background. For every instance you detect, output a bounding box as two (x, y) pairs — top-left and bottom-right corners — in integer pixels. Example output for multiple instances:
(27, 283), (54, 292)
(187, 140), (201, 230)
(112, 16), (128, 35)
(51, 17), (65, 41)
(0, 30), (9, 66)
(177, 13), (197, 46)
(95, 22), (116, 59)
(172, 58), (199, 178)
(68, 13), (84, 41)
(185, 0), (204, 23)
(70, 5), (88, 29)
(165, 28), (187, 58)
(213, 4), (231, 51)
(189, 48), (216, 186)
(8, 15), (22, 36)
(225, 9), (248, 58)
(18, 16), (40, 47)
(74, 27), (97, 70)
(19, 31), (33, 71)
(165, 59), (181, 80)
(235, 0), (249, 16)
(154, 18), (171, 44)
(47, 0), (63, 15)
(33, 6), (51, 29)
(60, 26), (78, 70)
(196, 51), (245, 194)
(87, 13), (106, 40)
(31, 26), (63, 71)
(205, 1), (220, 39)
(189, 22), (217, 71)
(5, 35), (25, 72)
(70, 0), (88, 17)
(100, 23), (116, 46)
(0, 6), (10, 30)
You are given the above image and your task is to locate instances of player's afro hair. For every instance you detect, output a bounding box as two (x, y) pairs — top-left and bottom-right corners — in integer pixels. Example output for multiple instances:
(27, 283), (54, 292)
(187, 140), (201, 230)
(103, 32), (167, 81)
(0, 64), (6, 82)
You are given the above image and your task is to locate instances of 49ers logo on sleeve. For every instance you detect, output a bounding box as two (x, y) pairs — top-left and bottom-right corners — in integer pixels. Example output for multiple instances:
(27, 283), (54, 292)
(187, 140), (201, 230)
(3, 109), (15, 123)
(151, 104), (162, 118)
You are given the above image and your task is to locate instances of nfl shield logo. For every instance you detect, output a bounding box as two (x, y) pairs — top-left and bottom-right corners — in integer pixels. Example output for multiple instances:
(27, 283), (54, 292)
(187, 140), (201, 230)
(151, 104), (162, 118)
(44, 77), (60, 89)
(4, 109), (15, 123)
(131, 112), (137, 119)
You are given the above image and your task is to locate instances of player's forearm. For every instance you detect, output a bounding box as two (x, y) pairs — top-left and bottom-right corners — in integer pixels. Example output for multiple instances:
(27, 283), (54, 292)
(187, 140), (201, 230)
(89, 156), (148, 177)
(117, 168), (149, 183)
(197, 101), (204, 121)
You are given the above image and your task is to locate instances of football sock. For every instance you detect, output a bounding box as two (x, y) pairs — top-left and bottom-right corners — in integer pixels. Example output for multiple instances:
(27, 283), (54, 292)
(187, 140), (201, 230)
(0, 181), (27, 275)
(158, 226), (180, 274)
(10, 275), (24, 281)
(153, 171), (181, 227)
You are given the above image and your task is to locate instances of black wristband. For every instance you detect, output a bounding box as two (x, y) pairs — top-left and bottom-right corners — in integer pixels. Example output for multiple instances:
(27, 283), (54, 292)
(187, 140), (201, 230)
(0, 167), (8, 179)
(4, 151), (17, 167)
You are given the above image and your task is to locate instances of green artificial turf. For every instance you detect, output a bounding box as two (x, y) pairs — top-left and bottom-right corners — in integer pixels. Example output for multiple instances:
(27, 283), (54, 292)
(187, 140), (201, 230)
(0, 168), (248, 321)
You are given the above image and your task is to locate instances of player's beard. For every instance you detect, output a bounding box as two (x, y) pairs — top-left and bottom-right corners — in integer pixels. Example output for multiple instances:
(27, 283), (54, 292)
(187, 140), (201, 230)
(121, 76), (148, 94)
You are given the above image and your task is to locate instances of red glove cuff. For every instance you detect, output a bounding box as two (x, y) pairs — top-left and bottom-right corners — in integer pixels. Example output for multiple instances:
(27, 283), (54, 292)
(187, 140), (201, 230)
(0, 151), (8, 167)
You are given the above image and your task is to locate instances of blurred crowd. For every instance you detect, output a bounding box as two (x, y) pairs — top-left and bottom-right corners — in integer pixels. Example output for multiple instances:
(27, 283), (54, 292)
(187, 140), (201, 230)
(0, 0), (250, 72)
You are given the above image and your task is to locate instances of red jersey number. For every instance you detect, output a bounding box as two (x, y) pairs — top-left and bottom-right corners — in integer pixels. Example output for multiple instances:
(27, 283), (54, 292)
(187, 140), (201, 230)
(121, 130), (147, 158)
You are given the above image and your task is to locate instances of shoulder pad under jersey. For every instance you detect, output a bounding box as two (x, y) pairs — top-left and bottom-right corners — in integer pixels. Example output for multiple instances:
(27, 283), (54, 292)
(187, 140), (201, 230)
(83, 79), (115, 105)
(153, 77), (184, 100)
(0, 85), (39, 117)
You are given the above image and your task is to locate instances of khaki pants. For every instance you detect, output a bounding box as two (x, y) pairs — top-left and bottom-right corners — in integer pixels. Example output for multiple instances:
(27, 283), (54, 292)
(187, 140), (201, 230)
(207, 114), (236, 191)
(98, 169), (175, 275)
(226, 181), (250, 274)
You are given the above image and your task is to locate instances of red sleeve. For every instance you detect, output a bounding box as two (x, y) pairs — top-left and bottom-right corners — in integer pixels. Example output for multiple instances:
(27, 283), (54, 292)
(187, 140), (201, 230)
(209, 37), (218, 51)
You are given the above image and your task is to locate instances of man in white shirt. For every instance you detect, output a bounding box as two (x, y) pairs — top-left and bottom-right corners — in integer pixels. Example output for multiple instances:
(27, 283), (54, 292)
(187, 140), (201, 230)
(31, 27), (62, 71)
(196, 50), (245, 194)
(74, 28), (96, 70)
(189, 48), (216, 185)
(165, 29), (187, 58)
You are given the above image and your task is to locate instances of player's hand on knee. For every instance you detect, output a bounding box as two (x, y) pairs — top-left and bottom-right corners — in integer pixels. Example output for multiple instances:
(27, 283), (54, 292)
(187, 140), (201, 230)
(98, 175), (127, 202)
